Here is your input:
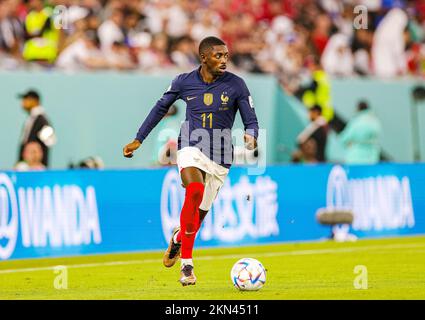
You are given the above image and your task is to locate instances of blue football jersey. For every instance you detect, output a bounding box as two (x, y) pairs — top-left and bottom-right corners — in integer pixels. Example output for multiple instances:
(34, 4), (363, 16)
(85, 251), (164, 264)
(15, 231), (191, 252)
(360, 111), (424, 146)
(136, 67), (259, 168)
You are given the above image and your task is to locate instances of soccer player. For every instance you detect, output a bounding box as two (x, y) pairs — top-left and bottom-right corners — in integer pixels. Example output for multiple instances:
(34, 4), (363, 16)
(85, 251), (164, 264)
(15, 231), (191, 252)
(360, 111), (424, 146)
(123, 36), (259, 286)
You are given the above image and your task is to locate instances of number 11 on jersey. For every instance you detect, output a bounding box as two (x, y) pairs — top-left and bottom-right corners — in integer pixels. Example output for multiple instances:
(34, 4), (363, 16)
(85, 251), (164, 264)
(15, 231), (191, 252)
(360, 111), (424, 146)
(202, 113), (213, 128)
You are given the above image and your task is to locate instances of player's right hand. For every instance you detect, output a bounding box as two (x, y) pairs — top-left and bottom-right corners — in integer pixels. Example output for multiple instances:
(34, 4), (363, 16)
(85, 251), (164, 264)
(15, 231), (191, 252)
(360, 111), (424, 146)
(123, 140), (141, 158)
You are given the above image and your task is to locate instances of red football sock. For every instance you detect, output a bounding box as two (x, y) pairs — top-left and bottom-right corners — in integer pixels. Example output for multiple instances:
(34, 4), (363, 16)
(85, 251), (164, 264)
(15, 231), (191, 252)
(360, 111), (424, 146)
(176, 208), (205, 243)
(180, 182), (204, 259)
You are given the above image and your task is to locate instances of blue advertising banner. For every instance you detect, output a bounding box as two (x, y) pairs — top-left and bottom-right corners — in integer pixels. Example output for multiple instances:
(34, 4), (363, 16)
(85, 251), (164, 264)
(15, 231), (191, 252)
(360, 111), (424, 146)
(0, 163), (424, 260)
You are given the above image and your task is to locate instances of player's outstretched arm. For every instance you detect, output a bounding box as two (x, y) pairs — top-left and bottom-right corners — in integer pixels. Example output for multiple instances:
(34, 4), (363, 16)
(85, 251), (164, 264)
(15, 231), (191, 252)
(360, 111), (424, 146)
(123, 139), (141, 158)
(127, 75), (181, 159)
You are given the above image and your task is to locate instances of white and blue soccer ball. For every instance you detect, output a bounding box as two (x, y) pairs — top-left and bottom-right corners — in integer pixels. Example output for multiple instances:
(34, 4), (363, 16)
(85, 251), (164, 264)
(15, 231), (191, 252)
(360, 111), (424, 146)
(230, 258), (266, 291)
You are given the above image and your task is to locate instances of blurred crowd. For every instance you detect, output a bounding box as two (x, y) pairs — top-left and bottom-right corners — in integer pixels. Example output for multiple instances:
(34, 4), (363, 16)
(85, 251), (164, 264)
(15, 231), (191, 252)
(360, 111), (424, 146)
(1, 0), (425, 90)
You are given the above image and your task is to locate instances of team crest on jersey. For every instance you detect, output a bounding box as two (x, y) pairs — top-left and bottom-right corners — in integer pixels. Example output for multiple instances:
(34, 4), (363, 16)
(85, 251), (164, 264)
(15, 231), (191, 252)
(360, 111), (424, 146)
(221, 92), (229, 105)
(204, 93), (213, 106)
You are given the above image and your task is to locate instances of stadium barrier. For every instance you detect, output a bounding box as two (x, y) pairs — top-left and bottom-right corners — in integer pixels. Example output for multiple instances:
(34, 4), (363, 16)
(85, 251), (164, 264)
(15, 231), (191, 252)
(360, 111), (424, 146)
(3, 72), (425, 171)
(330, 78), (425, 162)
(1, 163), (424, 260)
(0, 71), (293, 169)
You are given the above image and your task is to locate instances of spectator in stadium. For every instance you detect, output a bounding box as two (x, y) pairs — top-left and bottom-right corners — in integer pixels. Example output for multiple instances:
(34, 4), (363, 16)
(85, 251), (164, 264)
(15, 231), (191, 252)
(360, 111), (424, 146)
(97, 8), (125, 54)
(22, 0), (60, 65)
(122, 8), (151, 63)
(59, 8), (90, 52)
(143, 0), (192, 39)
(122, 8), (147, 47)
(217, 14), (238, 52)
(207, 0), (231, 21)
(310, 12), (332, 57)
(319, 0), (343, 16)
(275, 36), (306, 94)
(321, 33), (354, 77)
(299, 55), (334, 122)
(0, 0), (24, 67)
(142, 0), (169, 35)
(291, 138), (318, 164)
(339, 100), (382, 164)
(190, 8), (221, 43)
(170, 35), (198, 70)
(86, 11), (102, 32)
(372, 7), (409, 77)
(14, 141), (46, 171)
(107, 40), (137, 70)
(407, 41), (425, 76)
(359, 0), (382, 12)
(56, 30), (109, 71)
(137, 32), (173, 71)
(228, 13), (263, 73)
(17, 89), (56, 167)
(351, 28), (374, 76)
(263, 13), (294, 58)
(0, 0), (423, 84)
(165, 0), (194, 40)
(248, 21), (276, 73)
(333, 3), (355, 38)
(294, 105), (328, 163)
(77, 0), (103, 17)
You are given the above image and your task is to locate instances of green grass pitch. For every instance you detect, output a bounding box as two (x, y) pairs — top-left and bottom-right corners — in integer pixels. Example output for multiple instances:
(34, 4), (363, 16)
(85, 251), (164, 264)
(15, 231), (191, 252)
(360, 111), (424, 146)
(0, 236), (424, 299)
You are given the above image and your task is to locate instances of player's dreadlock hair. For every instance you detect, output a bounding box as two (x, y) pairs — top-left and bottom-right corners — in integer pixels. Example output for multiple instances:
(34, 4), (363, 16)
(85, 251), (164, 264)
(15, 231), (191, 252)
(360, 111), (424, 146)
(198, 36), (226, 55)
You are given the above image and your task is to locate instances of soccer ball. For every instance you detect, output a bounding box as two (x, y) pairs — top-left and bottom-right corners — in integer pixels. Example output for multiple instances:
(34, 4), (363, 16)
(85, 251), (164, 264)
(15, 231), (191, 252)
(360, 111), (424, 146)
(230, 258), (266, 291)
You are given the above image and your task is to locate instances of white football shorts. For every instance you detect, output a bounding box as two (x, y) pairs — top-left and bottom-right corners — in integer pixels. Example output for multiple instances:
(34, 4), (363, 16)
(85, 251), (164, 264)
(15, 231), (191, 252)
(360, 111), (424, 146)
(176, 146), (229, 211)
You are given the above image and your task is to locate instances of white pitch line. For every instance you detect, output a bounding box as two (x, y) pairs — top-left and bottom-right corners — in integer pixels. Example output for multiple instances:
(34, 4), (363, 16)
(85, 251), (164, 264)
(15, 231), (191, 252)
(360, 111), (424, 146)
(0, 242), (424, 275)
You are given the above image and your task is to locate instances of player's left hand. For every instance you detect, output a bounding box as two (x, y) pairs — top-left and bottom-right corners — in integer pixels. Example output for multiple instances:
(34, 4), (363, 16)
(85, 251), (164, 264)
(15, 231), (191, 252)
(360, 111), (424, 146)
(244, 134), (257, 150)
(123, 139), (141, 158)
